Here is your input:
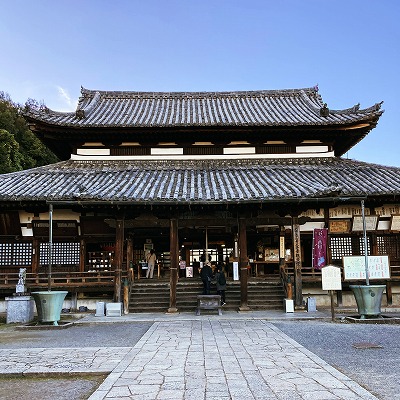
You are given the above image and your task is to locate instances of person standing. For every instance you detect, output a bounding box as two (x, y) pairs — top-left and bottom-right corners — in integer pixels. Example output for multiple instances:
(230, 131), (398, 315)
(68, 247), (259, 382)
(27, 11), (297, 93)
(146, 249), (157, 279)
(216, 264), (227, 305)
(200, 262), (213, 294)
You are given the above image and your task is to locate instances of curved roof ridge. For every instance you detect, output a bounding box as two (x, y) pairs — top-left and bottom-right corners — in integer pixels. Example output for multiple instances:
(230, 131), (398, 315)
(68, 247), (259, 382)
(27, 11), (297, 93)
(24, 104), (75, 118)
(329, 101), (384, 116)
(79, 86), (320, 99)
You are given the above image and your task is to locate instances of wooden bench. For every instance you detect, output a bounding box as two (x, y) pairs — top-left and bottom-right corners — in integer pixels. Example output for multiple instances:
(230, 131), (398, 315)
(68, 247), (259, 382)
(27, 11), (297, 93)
(196, 295), (222, 316)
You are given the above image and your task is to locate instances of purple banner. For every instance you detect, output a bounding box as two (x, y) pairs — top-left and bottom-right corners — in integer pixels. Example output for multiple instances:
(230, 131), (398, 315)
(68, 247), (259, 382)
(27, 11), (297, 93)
(312, 228), (328, 270)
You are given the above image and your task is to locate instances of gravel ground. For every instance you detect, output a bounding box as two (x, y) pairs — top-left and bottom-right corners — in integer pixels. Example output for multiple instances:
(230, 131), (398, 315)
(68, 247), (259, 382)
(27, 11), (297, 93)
(273, 320), (400, 400)
(0, 321), (152, 348)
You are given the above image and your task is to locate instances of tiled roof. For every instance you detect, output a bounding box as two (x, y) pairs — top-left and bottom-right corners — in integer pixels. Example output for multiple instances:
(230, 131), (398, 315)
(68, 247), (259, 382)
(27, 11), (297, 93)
(24, 87), (383, 128)
(0, 158), (399, 204)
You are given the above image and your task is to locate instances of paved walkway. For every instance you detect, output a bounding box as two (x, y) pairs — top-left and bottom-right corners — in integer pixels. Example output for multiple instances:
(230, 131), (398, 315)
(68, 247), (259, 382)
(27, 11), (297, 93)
(0, 310), (382, 399)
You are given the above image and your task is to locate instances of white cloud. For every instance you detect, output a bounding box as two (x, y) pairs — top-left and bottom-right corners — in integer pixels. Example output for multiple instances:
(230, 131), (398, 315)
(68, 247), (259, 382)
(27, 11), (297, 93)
(56, 86), (78, 111)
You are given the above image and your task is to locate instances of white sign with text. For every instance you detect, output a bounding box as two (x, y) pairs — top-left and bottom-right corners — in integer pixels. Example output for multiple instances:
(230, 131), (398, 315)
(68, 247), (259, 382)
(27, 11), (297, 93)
(322, 265), (342, 291)
(343, 255), (390, 280)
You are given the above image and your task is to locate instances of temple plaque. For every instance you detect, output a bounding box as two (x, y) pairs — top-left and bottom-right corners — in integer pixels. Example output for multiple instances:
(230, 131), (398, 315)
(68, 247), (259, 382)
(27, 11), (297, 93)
(351, 215), (378, 232)
(329, 220), (351, 233)
(390, 215), (400, 231)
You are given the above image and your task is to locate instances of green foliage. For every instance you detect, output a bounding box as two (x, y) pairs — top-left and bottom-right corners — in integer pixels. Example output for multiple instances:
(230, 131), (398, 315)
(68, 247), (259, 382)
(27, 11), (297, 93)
(0, 129), (22, 173)
(0, 92), (58, 173)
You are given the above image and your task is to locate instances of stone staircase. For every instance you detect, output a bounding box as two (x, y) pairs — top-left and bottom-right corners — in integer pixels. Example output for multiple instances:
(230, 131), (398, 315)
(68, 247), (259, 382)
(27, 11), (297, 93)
(129, 281), (170, 313)
(129, 277), (285, 313)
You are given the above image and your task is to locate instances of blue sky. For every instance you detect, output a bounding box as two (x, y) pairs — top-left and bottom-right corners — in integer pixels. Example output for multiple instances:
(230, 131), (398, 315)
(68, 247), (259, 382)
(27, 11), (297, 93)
(1, 0), (399, 165)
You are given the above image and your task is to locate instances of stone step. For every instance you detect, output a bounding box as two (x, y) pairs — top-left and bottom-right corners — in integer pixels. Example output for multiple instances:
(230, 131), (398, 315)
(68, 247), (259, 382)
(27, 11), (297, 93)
(129, 279), (286, 313)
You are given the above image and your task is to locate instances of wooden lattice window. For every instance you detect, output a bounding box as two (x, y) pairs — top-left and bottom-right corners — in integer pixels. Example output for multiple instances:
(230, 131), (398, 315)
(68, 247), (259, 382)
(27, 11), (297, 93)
(329, 236), (370, 261)
(330, 237), (352, 260)
(377, 235), (400, 261)
(184, 147), (223, 155)
(0, 243), (32, 266)
(358, 236), (371, 256)
(40, 242), (80, 265)
(0, 243), (12, 266)
(13, 243), (33, 266)
(110, 147), (150, 156)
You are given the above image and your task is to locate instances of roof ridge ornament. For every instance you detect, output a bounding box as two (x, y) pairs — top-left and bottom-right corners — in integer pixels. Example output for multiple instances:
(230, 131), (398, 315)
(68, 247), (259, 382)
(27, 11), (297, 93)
(320, 103), (330, 117)
(75, 91), (101, 119)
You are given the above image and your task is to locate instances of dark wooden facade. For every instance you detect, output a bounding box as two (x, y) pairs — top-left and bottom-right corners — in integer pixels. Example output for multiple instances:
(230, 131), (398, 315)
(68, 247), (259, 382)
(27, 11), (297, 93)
(1, 86), (399, 311)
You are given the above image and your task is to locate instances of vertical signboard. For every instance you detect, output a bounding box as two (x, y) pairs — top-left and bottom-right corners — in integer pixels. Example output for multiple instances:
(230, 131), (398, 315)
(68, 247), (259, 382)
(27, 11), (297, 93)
(233, 261), (239, 281)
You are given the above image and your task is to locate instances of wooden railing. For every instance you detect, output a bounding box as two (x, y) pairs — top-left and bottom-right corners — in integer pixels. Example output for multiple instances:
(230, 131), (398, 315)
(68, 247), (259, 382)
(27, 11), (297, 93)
(284, 265), (322, 282)
(0, 271), (121, 292)
(279, 265), (293, 299)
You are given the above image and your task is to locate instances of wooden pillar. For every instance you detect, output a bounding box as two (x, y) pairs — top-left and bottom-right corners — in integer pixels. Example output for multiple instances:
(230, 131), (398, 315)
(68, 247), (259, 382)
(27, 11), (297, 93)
(336, 290), (343, 307)
(324, 207), (332, 264)
(279, 226), (291, 298)
(168, 218), (179, 313)
(126, 237), (133, 271)
(32, 238), (40, 274)
(279, 226), (286, 272)
(386, 281), (393, 305)
(239, 217), (250, 311)
(292, 216), (303, 307)
(114, 217), (124, 303)
(71, 292), (78, 311)
(77, 238), (86, 302)
(79, 239), (86, 273)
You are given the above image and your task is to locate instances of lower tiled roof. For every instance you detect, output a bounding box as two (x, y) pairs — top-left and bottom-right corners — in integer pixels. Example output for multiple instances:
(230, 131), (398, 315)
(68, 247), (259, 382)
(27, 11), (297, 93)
(0, 158), (399, 203)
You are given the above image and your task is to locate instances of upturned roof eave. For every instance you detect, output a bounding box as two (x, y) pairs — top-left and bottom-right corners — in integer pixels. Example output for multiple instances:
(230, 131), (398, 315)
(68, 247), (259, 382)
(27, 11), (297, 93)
(22, 86), (384, 130)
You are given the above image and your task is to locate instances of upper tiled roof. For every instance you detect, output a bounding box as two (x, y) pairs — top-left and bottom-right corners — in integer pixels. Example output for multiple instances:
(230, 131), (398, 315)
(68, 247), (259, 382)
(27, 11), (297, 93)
(24, 86), (383, 129)
(0, 157), (399, 204)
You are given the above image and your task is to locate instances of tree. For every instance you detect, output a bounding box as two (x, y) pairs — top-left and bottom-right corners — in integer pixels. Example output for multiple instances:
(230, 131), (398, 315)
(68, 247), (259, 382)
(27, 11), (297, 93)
(0, 92), (58, 173)
(0, 129), (23, 173)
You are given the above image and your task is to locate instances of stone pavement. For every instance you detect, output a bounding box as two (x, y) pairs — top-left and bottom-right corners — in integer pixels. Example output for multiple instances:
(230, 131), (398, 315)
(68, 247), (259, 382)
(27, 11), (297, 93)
(0, 347), (130, 375)
(0, 309), (382, 400)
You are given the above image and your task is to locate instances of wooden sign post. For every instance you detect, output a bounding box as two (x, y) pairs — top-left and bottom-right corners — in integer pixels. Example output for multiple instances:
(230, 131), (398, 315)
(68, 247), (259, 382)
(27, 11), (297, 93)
(322, 265), (342, 321)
